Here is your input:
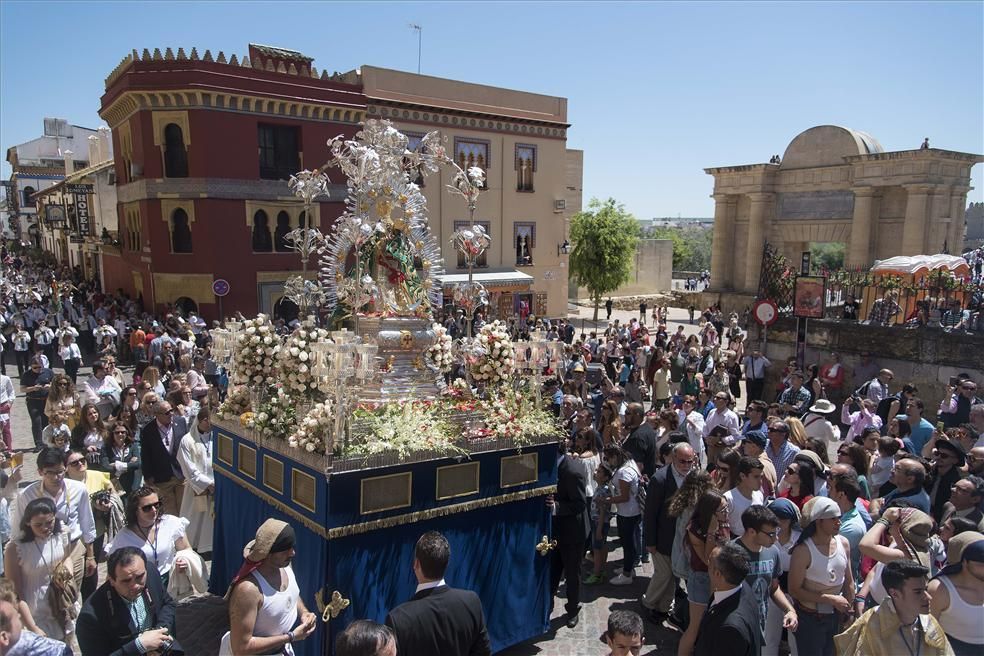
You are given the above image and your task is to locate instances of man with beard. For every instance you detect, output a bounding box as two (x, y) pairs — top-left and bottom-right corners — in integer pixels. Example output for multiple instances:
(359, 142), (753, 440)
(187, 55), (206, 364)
(223, 519), (317, 655)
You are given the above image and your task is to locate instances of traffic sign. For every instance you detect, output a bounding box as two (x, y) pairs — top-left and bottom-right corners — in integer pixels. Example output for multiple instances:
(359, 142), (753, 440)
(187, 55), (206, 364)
(212, 278), (231, 297)
(753, 299), (779, 327)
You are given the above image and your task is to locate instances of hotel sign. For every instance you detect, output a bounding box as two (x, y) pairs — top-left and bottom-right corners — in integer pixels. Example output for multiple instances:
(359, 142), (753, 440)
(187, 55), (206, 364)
(65, 184), (92, 237)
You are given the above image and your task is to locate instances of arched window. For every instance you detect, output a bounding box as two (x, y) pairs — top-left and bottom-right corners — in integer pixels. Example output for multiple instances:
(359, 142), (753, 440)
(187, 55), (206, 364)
(163, 123), (189, 178)
(170, 208), (193, 253)
(298, 211), (307, 229)
(274, 296), (299, 324)
(174, 297), (198, 315)
(22, 186), (35, 207)
(274, 210), (291, 252)
(252, 210), (272, 252)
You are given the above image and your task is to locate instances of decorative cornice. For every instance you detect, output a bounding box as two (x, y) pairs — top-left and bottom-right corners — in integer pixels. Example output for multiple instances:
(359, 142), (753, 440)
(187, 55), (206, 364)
(100, 88), (365, 129)
(704, 163), (778, 175)
(845, 149), (983, 164)
(367, 102), (568, 140)
(104, 46), (353, 91)
(115, 176), (347, 204)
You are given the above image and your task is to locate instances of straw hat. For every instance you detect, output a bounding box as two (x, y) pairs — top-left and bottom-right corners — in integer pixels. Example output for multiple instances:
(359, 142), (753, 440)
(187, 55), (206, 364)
(243, 518), (292, 562)
(808, 399), (836, 414)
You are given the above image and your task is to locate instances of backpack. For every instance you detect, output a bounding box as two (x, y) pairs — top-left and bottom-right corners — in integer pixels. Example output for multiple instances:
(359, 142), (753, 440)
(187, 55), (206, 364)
(854, 379), (873, 399)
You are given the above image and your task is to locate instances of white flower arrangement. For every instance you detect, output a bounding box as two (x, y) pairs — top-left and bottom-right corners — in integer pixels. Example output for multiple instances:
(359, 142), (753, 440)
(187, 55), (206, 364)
(278, 318), (332, 399)
(469, 320), (515, 385)
(253, 387), (296, 441)
(425, 322), (454, 374)
(232, 314), (282, 388)
(288, 400), (334, 453)
(347, 401), (463, 459)
(479, 388), (561, 442)
(217, 384), (251, 419)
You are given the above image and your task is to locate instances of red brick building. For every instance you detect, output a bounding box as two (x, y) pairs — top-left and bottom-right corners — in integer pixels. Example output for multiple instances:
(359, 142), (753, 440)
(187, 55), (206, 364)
(98, 44), (366, 320)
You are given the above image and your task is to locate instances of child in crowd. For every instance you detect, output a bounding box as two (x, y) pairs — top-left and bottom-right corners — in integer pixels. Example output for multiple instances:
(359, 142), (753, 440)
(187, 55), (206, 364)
(604, 609), (644, 656)
(871, 436), (902, 496)
(584, 463), (614, 585)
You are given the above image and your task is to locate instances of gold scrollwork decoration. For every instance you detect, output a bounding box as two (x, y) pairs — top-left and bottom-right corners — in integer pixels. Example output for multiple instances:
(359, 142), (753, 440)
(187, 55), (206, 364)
(317, 590), (351, 621)
(535, 535), (557, 556)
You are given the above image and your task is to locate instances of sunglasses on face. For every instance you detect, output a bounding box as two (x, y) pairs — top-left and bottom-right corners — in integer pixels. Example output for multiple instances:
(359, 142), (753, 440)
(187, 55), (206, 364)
(140, 501), (162, 513)
(67, 459), (85, 468)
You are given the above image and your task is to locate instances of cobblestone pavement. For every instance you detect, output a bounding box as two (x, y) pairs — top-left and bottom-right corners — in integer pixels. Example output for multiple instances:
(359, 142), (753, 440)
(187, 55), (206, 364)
(3, 306), (708, 654)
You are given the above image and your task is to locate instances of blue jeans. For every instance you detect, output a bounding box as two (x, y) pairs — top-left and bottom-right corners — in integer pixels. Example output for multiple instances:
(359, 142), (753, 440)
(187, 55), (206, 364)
(795, 609), (839, 656)
(616, 514), (641, 575)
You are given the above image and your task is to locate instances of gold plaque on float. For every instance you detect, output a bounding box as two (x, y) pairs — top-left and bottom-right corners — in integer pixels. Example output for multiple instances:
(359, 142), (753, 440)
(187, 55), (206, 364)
(217, 434), (234, 466)
(263, 455), (284, 494)
(292, 469), (318, 513)
(436, 462), (480, 501)
(360, 472), (413, 515)
(500, 452), (538, 488)
(238, 444), (257, 479)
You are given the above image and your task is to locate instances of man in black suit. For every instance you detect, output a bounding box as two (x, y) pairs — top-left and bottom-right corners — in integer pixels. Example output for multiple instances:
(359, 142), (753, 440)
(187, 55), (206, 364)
(694, 543), (762, 656)
(385, 531), (491, 656)
(140, 400), (188, 516)
(76, 546), (183, 656)
(548, 438), (590, 628)
(641, 440), (695, 624)
(622, 403), (657, 477)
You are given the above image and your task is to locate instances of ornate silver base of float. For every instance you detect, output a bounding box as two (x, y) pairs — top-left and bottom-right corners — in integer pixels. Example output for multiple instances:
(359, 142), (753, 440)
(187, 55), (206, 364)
(357, 316), (441, 403)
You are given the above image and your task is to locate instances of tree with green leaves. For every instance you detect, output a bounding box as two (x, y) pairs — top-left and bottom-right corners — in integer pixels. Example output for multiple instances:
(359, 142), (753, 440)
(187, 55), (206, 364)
(569, 198), (640, 320)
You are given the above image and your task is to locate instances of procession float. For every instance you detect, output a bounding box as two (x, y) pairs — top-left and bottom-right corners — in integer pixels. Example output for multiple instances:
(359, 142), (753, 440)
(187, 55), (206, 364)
(208, 121), (564, 655)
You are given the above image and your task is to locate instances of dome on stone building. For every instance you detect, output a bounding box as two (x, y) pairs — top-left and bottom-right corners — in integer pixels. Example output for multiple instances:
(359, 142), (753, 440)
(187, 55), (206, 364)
(780, 125), (884, 169)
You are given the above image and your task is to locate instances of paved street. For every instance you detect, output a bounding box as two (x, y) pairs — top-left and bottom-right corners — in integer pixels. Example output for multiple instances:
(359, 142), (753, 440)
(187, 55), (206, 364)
(2, 303), (705, 655)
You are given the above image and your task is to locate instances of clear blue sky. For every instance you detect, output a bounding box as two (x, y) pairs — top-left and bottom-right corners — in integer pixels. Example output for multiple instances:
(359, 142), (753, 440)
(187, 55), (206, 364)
(2, 1), (982, 218)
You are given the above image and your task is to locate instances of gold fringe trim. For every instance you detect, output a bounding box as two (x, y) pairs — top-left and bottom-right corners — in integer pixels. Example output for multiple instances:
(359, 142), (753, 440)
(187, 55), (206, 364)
(326, 484), (557, 539)
(216, 466), (330, 539)
(216, 466), (555, 541)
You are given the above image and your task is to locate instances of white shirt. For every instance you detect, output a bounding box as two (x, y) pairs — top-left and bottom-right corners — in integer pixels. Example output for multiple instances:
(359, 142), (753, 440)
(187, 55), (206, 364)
(710, 585), (742, 609)
(415, 578), (447, 595)
(703, 407), (741, 441)
(11, 479), (97, 544)
(724, 486), (765, 537)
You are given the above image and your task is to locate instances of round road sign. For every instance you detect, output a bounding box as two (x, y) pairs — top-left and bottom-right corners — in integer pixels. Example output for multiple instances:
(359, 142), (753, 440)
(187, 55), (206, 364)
(212, 279), (231, 297)
(753, 299), (779, 327)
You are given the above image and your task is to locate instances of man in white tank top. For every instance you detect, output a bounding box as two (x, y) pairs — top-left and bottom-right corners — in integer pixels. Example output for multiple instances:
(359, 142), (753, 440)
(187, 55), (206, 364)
(224, 519), (317, 656)
(927, 531), (984, 656)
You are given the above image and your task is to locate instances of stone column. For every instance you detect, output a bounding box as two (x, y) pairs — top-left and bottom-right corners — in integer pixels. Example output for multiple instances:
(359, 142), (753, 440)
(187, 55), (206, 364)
(710, 193), (733, 289)
(901, 184), (933, 256)
(744, 192), (772, 293)
(847, 187), (877, 267)
(949, 187), (969, 254)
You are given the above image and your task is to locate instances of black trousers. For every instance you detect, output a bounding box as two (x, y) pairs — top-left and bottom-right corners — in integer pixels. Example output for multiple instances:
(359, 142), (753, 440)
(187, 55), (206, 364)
(26, 400), (48, 448)
(64, 358), (81, 384)
(746, 378), (765, 402)
(14, 350), (28, 376)
(550, 539), (583, 616)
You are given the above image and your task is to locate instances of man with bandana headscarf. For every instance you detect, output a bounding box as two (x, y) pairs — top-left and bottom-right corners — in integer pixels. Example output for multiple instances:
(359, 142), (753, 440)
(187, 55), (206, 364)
(221, 519), (317, 656)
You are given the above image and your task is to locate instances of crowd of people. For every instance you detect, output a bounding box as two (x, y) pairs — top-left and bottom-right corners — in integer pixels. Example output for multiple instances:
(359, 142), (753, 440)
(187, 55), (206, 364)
(0, 247), (982, 656)
(535, 312), (984, 655)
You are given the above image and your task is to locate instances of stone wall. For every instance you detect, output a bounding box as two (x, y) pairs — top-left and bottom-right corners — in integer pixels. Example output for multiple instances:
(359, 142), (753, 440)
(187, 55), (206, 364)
(573, 239), (673, 301)
(748, 317), (984, 412)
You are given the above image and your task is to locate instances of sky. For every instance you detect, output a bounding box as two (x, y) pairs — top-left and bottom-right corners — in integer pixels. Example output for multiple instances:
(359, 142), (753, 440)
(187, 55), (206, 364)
(1, 1), (982, 219)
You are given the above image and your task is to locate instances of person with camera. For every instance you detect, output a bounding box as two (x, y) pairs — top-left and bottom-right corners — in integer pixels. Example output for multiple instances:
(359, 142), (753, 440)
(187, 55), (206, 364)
(76, 546), (183, 655)
(64, 448), (119, 599)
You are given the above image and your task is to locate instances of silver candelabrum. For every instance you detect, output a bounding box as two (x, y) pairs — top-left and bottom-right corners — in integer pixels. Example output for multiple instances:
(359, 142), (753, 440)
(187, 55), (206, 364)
(310, 330), (378, 456)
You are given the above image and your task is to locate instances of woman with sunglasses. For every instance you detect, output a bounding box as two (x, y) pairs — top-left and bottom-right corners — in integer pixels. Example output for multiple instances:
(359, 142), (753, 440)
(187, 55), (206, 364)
(104, 487), (192, 588)
(114, 386), (139, 416)
(2, 497), (79, 644)
(836, 442), (872, 500)
(135, 392), (161, 432)
(69, 404), (108, 472)
(778, 461), (816, 511)
(64, 449), (117, 599)
(100, 422), (142, 497)
(43, 374), (79, 431)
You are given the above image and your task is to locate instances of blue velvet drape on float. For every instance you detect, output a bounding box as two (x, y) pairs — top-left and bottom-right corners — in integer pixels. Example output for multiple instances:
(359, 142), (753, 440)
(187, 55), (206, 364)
(210, 424), (556, 655)
(210, 478), (330, 656)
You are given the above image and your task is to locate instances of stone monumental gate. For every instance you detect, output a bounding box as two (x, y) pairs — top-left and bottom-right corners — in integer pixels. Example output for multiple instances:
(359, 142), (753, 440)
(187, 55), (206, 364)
(704, 125), (982, 298)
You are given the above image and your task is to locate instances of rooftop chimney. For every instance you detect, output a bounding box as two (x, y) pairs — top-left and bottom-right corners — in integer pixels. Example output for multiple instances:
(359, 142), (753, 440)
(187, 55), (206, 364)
(88, 136), (101, 165)
(64, 150), (74, 176)
(98, 126), (112, 162)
